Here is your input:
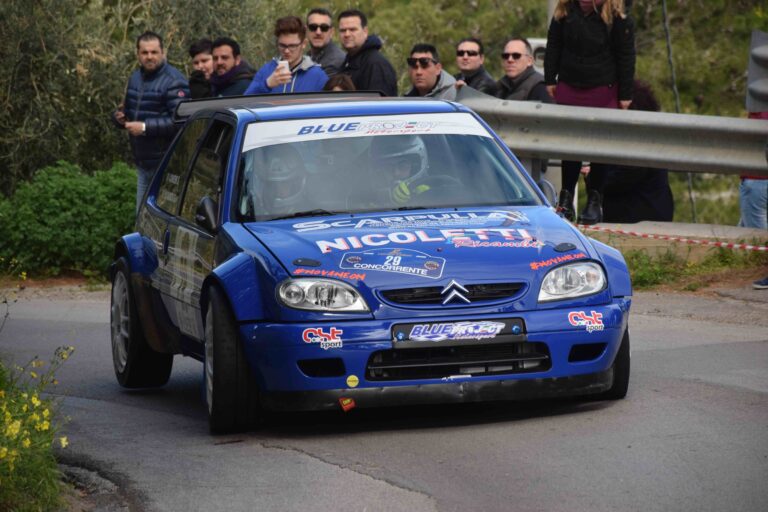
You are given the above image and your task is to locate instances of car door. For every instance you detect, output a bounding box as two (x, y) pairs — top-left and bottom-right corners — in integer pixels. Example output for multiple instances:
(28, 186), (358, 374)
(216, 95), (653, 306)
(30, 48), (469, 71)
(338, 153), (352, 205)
(166, 117), (234, 343)
(150, 116), (210, 344)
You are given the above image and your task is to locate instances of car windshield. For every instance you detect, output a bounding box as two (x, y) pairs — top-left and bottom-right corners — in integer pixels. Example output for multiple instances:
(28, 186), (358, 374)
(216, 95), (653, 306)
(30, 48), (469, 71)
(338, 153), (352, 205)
(236, 112), (541, 222)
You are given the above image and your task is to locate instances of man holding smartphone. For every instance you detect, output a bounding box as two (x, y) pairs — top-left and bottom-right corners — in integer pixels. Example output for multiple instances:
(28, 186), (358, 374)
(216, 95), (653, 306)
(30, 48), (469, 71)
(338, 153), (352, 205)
(245, 16), (328, 95)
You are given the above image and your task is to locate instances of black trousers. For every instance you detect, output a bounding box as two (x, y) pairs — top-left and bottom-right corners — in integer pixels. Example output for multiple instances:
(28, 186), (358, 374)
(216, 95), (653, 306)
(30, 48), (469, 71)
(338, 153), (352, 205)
(561, 160), (607, 196)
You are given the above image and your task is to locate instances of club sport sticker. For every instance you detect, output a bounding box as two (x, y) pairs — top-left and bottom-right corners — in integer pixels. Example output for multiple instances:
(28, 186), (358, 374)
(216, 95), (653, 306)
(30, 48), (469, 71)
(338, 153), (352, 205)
(340, 248), (445, 279)
(302, 327), (343, 350)
(567, 311), (605, 333)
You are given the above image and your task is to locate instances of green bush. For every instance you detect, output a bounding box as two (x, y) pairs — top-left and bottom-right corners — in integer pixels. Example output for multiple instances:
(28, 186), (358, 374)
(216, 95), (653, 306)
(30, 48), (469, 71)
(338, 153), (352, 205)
(0, 161), (135, 276)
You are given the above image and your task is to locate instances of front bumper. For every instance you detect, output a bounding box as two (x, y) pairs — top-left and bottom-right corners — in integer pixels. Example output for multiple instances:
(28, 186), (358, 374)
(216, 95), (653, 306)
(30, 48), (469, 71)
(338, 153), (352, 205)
(260, 368), (613, 411)
(242, 298), (630, 411)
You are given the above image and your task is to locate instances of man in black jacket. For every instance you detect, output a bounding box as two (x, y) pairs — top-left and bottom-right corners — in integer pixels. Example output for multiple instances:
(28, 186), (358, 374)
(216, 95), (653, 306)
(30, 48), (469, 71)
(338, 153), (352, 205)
(112, 31), (189, 212)
(454, 38), (496, 95)
(338, 9), (397, 96)
(495, 38), (552, 103)
(210, 37), (256, 97)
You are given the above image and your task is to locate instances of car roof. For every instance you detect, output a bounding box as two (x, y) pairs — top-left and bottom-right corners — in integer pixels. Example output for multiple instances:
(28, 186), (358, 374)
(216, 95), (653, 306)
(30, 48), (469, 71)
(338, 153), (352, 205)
(175, 93), (467, 124)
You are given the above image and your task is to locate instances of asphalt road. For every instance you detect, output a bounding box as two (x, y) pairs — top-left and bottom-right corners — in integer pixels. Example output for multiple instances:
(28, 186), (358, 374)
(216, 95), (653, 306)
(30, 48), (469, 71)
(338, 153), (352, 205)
(1, 286), (767, 512)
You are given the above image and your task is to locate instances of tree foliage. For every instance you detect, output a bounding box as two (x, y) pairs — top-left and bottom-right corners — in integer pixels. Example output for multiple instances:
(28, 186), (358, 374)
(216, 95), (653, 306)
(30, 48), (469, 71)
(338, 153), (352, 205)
(0, 0), (762, 195)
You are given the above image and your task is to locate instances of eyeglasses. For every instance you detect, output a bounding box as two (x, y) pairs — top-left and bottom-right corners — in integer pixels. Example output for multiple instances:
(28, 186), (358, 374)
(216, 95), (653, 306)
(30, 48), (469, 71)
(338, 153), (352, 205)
(501, 52), (528, 61)
(278, 42), (302, 51)
(456, 50), (480, 57)
(308, 23), (331, 32)
(406, 57), (438, 69)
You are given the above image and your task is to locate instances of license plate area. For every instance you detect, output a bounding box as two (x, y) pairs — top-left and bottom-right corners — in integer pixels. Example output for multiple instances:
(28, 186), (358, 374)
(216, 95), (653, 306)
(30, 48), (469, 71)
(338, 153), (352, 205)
(391, 318), (526, 349)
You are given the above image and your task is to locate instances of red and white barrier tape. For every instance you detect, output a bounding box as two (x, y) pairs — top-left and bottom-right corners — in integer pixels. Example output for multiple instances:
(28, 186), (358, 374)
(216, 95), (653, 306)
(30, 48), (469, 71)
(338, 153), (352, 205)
(576, 224), (768, 252)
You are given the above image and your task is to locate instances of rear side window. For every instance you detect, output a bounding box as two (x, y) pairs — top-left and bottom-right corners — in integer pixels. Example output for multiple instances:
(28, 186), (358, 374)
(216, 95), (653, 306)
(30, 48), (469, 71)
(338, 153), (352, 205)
(179, 121), (233, 224)
(156, 118), (208, 214)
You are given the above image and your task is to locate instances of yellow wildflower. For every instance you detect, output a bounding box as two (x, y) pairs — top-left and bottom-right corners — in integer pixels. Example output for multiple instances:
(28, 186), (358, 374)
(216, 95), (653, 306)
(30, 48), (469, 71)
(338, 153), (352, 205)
(30, 371), (38, 379)
(42, 408), (50, 419)
(59, 437), (69, 448)
(22, 438), (30, 449)
(22, 404), (28, 412)
(31, 395), (41, 407)
(20, 271), (27, 281)
(29, 413), (40, 423)
(0, 390), (4, 399)
(36, 420), (50, 432)
(0, 446), (7, 459)
(32, 360), (45, 368)
(5, 420), (21, 438)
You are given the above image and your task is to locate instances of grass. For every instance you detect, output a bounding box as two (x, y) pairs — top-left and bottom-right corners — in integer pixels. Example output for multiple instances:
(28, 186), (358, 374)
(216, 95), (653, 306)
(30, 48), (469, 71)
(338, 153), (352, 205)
(1, 282), (74, 511)
(624, 246), (768, 290)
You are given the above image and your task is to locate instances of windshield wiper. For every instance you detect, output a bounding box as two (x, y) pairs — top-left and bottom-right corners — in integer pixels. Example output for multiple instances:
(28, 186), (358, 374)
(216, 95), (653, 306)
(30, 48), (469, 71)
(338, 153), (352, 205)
(391, 206), (430, 211)
(269, 209), (348, 221)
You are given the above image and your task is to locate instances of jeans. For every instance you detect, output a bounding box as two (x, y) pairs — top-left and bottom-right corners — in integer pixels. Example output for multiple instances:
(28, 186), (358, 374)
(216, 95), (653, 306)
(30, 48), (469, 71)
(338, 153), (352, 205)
(738, 178), (767, 229)
(136, 166), (154, 213)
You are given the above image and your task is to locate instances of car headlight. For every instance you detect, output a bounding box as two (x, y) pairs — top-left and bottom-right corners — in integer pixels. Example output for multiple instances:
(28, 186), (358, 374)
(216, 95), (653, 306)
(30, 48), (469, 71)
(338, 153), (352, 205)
(277, 279), (369, 312)
(538, 262), (606, 302)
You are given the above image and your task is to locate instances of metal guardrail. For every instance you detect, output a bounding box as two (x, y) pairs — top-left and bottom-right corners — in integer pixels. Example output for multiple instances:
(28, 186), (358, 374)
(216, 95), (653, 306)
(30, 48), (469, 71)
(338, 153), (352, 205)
(458, 92), (768, 176)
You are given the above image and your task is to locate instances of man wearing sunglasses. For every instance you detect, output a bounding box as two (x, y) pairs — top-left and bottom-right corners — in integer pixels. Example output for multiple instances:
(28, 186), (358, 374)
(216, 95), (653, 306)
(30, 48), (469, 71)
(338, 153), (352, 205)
(338, 9), (397, 96)
(404, 44), (456, 101)
(305, 8), (345, 76)
(494, 38), (552, 103)
(245, 16), (328, 95)
(454, 38), (497, 95)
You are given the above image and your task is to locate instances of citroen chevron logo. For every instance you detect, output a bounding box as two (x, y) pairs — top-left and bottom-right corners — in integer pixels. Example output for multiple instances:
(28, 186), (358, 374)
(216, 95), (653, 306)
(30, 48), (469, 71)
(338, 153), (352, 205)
(441, 279), (470, 305)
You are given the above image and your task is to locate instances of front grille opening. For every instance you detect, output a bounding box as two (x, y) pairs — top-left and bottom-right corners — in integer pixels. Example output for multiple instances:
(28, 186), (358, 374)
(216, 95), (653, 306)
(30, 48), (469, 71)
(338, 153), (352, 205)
(568, 343), (607, 362)
(298, 358), (346, 378)
(381, 283), (525, 305)
(366, 342), (550, 381)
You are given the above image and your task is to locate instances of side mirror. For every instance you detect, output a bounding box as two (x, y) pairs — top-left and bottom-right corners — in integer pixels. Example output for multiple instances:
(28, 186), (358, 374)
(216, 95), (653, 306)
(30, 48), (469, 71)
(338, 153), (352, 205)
(195, 196), (219, 233)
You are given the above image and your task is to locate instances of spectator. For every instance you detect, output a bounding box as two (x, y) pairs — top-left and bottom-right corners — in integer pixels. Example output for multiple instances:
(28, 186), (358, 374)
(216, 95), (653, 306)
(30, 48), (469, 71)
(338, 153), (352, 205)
(112, 31), (189, 212)
(545, 0), (636, 224)
(454, 37), (496, 95)
(600, 80), (674, 223)
(338, 9), (397, 96)
(188, 38), (213, 99)
(739, 111), (768, 230)
(245, 16), (328, 95)
(404, 44), (456, 101)
(306, 8), (346, 76)
(323, 74), (356, 91)
(495, 38), (553, 102)
(209, 37), (256, 97)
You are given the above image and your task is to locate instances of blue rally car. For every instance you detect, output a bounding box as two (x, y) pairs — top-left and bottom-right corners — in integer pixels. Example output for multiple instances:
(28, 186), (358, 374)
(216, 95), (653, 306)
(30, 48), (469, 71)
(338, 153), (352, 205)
(110, 93), (632, 433)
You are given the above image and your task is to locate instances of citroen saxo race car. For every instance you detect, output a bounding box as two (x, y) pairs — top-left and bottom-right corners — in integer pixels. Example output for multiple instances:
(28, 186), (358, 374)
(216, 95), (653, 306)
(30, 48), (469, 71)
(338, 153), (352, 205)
(110, 93), (632, 433)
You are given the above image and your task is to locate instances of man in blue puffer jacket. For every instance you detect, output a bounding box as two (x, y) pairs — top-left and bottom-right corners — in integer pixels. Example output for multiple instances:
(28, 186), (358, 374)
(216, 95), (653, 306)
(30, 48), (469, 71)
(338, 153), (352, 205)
(113, 31), (190, 212)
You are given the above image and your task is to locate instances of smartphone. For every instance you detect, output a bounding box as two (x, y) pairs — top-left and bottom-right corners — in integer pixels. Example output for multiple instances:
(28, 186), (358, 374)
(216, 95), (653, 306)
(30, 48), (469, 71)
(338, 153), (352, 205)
(277, 60), (289, 72)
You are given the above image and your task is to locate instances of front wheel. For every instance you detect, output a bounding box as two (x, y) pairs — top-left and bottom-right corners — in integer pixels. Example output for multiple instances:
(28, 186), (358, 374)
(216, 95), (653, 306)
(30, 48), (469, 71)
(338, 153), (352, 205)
(597, 329), (630, 400)
(205, 287), (262, 434)
(110, 257), (173, 388)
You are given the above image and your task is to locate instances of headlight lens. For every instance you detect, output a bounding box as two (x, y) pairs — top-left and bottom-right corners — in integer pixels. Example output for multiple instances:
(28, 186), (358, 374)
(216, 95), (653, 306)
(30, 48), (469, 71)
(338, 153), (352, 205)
(278, 279), (369, 312)
(538, 262), (606, 302)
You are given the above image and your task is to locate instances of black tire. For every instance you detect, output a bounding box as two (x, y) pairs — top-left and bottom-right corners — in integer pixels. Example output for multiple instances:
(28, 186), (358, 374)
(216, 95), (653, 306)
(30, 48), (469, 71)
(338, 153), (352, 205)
(205, 286), (261, 434)
(110, 257), (173, 388)
(597, 329), (630, 400)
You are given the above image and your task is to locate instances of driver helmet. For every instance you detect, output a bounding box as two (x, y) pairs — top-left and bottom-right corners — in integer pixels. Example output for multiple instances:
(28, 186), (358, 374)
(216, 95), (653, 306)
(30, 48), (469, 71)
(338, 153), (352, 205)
(369, 135), (428, 187)
(260, 145), (306, 213)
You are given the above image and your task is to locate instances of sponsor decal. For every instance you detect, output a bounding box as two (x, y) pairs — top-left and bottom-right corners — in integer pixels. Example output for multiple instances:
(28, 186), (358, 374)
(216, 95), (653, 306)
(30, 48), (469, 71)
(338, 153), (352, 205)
(293, 211), (529, 233)
(567, 311), (604, 333)
(407, 321), (506, 342)
(302, 327), (344, 350)
(530, 252), (588, 270)
(293, 268), (366, 280)
(298, 120), (437, 136)
(340, 248), (445, 279)
(339, 397), (356, 412)
(346, 375), (359, 388)
(316, 227), (537, 254)
(453, 239), (544, 249)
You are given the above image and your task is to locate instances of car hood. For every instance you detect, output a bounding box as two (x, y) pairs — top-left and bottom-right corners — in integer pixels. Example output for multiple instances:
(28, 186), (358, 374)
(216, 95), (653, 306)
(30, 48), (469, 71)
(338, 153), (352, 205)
(243, 207), (593, 291)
